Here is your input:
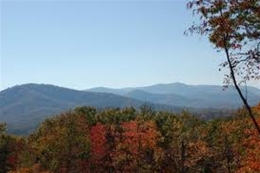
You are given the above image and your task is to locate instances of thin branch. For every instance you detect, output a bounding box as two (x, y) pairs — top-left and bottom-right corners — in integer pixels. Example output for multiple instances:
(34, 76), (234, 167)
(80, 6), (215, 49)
(223, 36), (260, 135)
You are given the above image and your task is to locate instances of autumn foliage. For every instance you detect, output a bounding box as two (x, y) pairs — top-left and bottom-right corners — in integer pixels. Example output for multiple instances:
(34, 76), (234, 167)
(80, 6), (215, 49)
(0, 104), (260, 173)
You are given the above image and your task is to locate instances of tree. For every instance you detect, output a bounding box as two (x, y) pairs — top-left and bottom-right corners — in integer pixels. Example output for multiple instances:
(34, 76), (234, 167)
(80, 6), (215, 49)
(89, 123), (108, 171)
(8, 164), (50, 173)
(186, 0), (260, 134)
(0, 123), (8, 173)
(239, 118), (260, 173)
(74, 106), (97, 126)
(28, 112), (90, 173)
(0, 123), (28, 173)
(115, 120), (162, 172)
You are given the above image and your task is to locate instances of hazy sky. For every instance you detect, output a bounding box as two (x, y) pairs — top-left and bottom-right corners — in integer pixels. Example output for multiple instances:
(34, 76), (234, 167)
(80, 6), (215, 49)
(1, 0), (259, 90)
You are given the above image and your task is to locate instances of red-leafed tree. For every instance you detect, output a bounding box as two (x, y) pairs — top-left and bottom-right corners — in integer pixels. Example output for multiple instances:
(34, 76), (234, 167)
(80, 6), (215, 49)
(89, 123), (107, 170)
(5, 138), (25, 170)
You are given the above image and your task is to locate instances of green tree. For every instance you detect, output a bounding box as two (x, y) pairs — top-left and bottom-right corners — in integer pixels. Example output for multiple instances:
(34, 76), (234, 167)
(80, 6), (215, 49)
(28, 112), (90, 173)
(74, 106), (97, 126)
(0, 123), (8, 173)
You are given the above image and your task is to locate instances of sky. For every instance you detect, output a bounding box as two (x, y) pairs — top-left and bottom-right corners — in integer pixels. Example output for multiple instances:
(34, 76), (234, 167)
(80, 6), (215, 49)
(1, 0), (259, 91)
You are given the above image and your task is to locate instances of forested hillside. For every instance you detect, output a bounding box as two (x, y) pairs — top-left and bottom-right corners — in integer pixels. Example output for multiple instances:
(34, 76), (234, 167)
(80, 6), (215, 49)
(1, 0), (259, 172)
(1, 103), (259, 173)
(0, 84), (237, 135)
(0, 84), (182, 135)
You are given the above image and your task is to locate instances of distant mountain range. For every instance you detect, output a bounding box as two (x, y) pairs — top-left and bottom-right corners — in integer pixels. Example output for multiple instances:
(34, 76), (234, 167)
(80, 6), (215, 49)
(87, 82), (260, 108)
(0, 84), (181, 134)
(0, 83), (259, 134)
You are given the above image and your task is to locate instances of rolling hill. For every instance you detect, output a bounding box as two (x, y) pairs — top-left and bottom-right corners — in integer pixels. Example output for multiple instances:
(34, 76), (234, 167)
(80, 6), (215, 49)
(1, 82), (259, 135)
(87, 82), (260, 108)
(0, 84), (180, 134)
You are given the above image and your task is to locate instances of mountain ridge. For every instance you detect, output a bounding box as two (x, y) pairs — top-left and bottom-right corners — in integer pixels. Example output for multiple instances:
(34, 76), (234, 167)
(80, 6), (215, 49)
(87, 82), (260, 108)
(0, 83), (182, 134)
(1, 82), (259, 134)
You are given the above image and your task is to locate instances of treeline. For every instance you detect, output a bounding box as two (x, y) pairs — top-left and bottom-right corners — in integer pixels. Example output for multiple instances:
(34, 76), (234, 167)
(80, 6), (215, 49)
(0, 104), (260, 173)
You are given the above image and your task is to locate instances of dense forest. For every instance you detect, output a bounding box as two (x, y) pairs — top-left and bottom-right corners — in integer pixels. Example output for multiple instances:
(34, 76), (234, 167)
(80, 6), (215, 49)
(1, 0), (259, 172)
(0, 103), (259, 173)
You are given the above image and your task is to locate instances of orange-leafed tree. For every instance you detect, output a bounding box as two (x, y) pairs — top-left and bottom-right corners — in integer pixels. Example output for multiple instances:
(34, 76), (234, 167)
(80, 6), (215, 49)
(238, 120), (260, 173)
(187, 0), (260, 135)
(238, 105), (260, 173)
(107, 120), (162, 172)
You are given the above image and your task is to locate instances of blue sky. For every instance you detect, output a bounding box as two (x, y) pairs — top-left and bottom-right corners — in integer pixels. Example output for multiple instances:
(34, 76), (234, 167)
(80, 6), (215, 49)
(1, 0), (259, 90)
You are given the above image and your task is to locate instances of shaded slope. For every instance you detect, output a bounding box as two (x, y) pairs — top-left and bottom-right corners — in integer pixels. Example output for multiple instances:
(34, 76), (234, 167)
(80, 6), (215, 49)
(0, 84), (144, 134)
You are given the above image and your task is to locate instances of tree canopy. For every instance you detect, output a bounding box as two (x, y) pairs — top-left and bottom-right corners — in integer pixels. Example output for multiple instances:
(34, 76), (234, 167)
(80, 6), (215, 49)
(1, 104), (260, 172)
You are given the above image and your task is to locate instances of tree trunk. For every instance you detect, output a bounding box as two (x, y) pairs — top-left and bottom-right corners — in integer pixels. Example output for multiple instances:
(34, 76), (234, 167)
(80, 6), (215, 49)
(223, 43), (260, 135)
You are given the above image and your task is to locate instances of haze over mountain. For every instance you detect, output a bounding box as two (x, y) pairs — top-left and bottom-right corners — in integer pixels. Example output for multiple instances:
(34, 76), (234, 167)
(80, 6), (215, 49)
(87, 82), (260, 108)
(0, 82), (259, 135)
(0, 84), (180, 134)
